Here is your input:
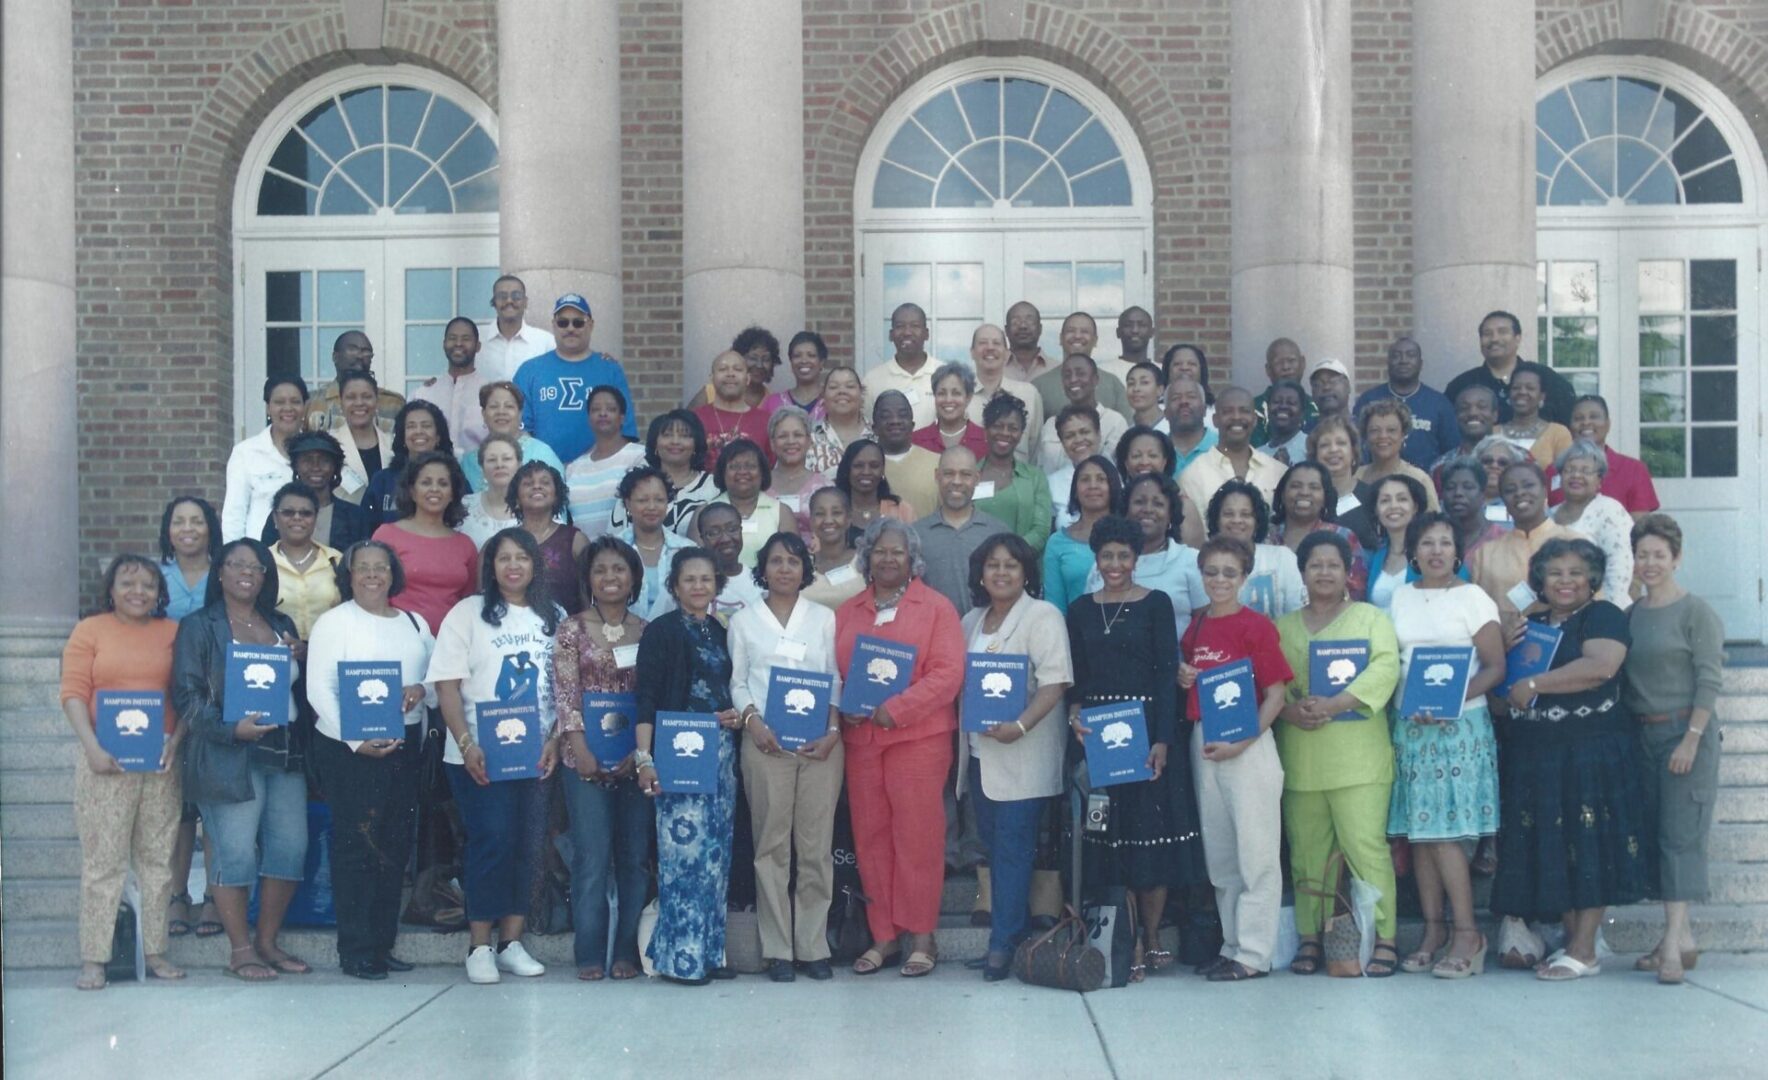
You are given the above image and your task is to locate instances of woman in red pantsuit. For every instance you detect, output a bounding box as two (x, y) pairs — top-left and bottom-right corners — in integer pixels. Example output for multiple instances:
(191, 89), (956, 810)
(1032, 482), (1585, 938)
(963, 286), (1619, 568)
(835, 517), (965, 978)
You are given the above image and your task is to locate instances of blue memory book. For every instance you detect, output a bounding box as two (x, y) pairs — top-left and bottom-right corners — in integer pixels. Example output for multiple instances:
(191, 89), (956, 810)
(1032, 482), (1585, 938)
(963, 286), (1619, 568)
(1399, 646), (1475, 720)
(478, 697), (543, 781)
(1308, 640), (1370, 720)
(961, 652), (1029, 733)
(765, 667), (834, 749)
(1198, 658), (1259, 744)
(1082, 701), (1153, 788)
(655, 711), (720, 793)
(224, 643), (291, 727)
(1498, 622), (1564, 700)
(838, 635), (916, 716)
(95, 690), (165, 772)
(581, 691), (639, 767)
(339, 661), (404, 740)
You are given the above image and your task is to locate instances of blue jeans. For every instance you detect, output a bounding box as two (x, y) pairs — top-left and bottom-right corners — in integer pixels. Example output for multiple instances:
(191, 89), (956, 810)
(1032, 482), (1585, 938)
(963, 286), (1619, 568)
(197, 763), (309, 887)
(445, 765), (547, 923)
(561, 774), (652, 969)
(969, 758), (1044, 956)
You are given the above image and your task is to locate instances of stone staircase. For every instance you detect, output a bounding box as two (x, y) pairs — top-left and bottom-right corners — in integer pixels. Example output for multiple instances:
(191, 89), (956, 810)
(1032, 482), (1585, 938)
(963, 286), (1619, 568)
(4, 625), (1765, 970)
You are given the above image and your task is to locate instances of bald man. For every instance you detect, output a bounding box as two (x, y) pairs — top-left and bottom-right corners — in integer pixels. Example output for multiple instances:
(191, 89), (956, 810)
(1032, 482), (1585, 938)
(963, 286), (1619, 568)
(1250, 336), (1318, 446)
(914, 446), (1006, 615)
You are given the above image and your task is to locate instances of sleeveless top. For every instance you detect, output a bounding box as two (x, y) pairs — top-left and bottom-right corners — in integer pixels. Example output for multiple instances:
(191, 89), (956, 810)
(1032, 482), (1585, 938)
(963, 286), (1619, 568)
(537, 524), (585, 616)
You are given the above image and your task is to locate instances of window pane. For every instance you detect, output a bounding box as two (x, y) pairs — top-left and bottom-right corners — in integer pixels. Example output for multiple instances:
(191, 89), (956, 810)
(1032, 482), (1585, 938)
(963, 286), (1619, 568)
(1071, 162), (1132, 206)
(1639, 371), (1685, 422)
(1002, 141), (1051, 201)
(1565, 370), (1601, 397)
(873, 162), (935, 208)
(1615, 77), (1661, 140)
(1536, 91), (1582, 152)
(882, 122), (946, 178)
(387, 147), (431, 206)
(955, 141), (1001, 199)
(1568, 76), (1612, 137)
(339, 148), (385, 208)
(1691, 315), (1737, 367)
(934, 167), (991, 209)
(258, 173), (317, 216)
(1690, 260), (1736, 311)
(298, 99), (354, 161)
(933, 321), (979, 365)
(265, 327), (308, 383)
(1012, 160), (1069, 207)
(1537, 316), (1549, 364)
(406, 268), (452, 321)
(1615, 140), (1661, 201)
(1056, 119), (1117, 176)
(1536, 132), (1564, 175)
(1021, 262), (1073, 321)
(955, 79), (1000, 139)
(1627, 161), (1679, 205)
(1683, 159), (1742, 204)
(934, 264), (983, 319)
(1691, 372), (1737, 422)
(441, 127), (497, 185)
(1076, 262), (1125, 316)
(1550, 317), (1597, 367)
(387, 88), (429, 146)
(317, 270), (364, 323)
(1691, 427), (1737, 478)
(883, 264), (930, 313)
(1568, 139), (1616, 198)
(1638, 315), (1683, 368)
(406, 324), (448, 379)
(1549, 261), (1598, 315)
(396, 171), (452, 215)
(458, 267), (500, 317)
(1637, 260), (1683, 314)
(416, 96), (473, 161)
(451, 169), (499, 213)
(1002, 78), (1045, 140)
(1671, 117), (1728, 176)
(339, 86), (383, 147)
(269, 130), (329, 186)
(1547, 166), (1602, 206)
(1033, 90), (1090, 153)
(265, 271), (310, 323)
(1639, 427), (1685, 478)
(914, 90), (970, 155)
(318, 179), (373, 215)
(1535, 262), (1548, 314)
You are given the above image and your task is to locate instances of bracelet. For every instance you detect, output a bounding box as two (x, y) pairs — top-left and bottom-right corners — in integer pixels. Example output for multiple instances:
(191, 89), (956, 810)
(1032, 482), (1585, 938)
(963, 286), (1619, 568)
(455, 731), (477, 752)
(1014, 719), (1029, 736)
(633, 750), (655, 770)
(1687, 727), (1706, 737)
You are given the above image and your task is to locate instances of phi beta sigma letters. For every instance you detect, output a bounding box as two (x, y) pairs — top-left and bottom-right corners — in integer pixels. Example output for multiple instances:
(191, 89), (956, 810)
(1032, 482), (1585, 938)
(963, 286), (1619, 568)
(95, 690), (166, 772)
(224, 643), (292, 727)
(961, 653), (1029, 733)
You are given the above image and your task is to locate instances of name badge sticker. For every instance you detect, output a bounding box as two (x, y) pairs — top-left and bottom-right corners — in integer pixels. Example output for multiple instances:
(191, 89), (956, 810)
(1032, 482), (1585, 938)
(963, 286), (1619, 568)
(875, 608), (898, 627)
(973, 480), (997, 500)
(775, 639), (808, 663)
(613, 644), (640, 669)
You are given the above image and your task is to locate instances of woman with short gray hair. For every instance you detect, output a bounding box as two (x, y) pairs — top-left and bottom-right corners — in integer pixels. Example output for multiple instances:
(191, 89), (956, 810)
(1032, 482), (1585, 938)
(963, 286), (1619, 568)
(765, 404), (832, 519)
(833, 515), (965, 977)
(1551, 439), (1633, 607)
(911, 361), (988, 460)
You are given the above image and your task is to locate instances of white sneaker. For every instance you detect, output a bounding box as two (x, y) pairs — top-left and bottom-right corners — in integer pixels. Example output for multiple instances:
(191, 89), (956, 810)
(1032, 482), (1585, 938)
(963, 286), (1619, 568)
(465, 945), (501, 984)
(496, 940), (546, 977)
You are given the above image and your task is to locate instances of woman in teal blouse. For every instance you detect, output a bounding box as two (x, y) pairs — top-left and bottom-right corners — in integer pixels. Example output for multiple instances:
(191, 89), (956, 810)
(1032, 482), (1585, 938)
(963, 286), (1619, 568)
(1274, 531), (1401, 976)
(973, 394), (1052, 553)
(1042, 456), (1121, 615)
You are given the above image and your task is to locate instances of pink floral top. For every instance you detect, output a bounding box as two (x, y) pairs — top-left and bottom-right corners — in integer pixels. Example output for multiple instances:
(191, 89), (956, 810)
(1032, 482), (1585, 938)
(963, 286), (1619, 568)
(552, 611), (646, 774)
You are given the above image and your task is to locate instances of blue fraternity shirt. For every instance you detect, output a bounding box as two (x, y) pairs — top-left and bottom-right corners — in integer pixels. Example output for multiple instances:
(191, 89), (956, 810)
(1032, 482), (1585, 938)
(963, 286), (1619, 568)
(1353, 383), (1459, 471)
(513, 350), (640, 463)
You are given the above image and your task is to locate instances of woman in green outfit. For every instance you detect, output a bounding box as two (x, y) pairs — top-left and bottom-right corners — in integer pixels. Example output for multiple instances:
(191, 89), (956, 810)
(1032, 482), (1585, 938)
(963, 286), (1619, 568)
(973, 393), (1052, 553)
(1275, 531), (1402, 977)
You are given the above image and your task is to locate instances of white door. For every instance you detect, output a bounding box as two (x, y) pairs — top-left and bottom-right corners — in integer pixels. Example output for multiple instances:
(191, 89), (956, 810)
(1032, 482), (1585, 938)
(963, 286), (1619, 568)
(1538, 229), (1762, 638)
(857, 228), (1147, 369)
(239, 237), (497, 438)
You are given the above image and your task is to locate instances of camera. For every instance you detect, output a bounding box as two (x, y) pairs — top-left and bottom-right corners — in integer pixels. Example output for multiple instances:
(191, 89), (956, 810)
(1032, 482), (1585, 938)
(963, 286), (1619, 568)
(1085, 791), (1111, 833)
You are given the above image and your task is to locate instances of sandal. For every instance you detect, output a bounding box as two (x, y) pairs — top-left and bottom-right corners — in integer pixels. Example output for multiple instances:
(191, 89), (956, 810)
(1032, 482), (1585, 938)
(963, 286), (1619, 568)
(1128, 963), (1148, 984)
(610, 961), (640, 980)
(75, 964), (107, 991)
(1365, 942), (1400, 978)
(145, 955), (186, 980)
(1635, 947), (1700, 972)
(260, 949), (311, 975)
(225, 946), (278, 982)
(166, 892), (193, 938)
(1536, 952), (1600, 981)
(900, 949), (937, 978)
(852, 946), (899, 975)
(1432, 931), (1488, 979)
(193, 897), (223, 938)
(1290, 940), (1324, 976)
(1400, 920), (1445, 974)
(1194, 955), (1231, 977)
(1145, 948), (1176, 973)
(1206, 960), (1267, 982)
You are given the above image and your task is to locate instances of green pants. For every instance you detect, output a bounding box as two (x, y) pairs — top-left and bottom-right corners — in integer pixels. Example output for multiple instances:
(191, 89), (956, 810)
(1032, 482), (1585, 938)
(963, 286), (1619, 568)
(1282, 783), (1398, 939)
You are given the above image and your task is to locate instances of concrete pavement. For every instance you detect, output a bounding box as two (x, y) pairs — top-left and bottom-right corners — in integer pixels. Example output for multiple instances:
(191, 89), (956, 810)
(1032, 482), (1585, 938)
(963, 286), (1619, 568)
(4, 955), (1766, 1079)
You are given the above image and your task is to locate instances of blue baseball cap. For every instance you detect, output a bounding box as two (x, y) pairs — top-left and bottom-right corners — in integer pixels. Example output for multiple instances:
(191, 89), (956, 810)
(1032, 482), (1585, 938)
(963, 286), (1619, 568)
(553, 294), (593, 318)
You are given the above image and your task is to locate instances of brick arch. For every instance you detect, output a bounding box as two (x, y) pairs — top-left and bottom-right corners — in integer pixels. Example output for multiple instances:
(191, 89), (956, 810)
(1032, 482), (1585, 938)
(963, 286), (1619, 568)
(803, 1), (1214, 362)
(1535, 1), (1768, 179)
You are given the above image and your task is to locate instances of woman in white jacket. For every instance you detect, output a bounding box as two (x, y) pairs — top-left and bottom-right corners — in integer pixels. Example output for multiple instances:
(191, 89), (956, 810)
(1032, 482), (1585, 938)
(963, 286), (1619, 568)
(222, 374), (309, 541)
(305, 540), (436, 980)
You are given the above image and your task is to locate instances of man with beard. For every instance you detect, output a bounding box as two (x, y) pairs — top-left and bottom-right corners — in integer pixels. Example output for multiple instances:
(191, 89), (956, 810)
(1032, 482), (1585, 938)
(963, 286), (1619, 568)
(414, 317), (492, 451)
(1178, 386), (1283, 548)
(1352, 335), (1459, 469)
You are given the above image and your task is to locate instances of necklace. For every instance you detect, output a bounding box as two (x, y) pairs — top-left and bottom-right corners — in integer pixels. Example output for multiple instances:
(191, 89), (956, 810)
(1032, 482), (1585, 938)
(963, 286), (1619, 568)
(590, 601), (627, 643)
(282, 545), (318, 571)
(632, 536), (663, 553)
(1100, 594), (1133, 635)
(873, 582), (909, 611)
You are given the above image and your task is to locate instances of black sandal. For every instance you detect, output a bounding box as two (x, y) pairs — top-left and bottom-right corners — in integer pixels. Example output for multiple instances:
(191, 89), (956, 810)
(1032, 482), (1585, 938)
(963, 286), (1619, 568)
(1207, 960), (1268, 982)
(1365, 942), (1401, 978)
(1290, 940), (1324, 975)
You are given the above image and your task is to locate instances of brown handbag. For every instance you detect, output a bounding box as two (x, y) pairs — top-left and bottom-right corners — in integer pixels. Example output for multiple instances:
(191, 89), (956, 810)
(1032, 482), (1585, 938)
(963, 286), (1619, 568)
(1012, 905), (1108, 992)
(1297, 851), (1363, 977)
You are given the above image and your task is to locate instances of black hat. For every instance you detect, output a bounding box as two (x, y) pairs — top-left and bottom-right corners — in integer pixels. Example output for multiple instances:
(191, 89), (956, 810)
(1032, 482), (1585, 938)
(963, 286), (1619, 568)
(288, 430), (345, 461)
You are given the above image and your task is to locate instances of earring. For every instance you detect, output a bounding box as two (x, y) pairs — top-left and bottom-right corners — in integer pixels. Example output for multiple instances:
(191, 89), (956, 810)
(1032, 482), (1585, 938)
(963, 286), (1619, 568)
(1454, 558), (1464, 573)
(1408, 557), (1421, 574)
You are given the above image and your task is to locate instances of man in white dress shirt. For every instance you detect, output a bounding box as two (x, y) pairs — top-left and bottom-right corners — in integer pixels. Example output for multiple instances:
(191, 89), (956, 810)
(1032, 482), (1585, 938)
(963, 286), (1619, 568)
(475, 274), (556, 382)
(412, 317), (491, 452)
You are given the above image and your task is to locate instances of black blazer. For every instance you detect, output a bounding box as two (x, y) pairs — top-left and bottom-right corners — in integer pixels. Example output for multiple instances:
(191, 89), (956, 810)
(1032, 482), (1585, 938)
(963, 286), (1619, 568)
(172, 602), (300, 804)
(634, 610), (732, 728)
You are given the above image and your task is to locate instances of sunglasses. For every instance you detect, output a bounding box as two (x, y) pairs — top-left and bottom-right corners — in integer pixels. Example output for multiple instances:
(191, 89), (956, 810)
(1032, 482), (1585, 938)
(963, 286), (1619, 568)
(555, 317), (588, 329)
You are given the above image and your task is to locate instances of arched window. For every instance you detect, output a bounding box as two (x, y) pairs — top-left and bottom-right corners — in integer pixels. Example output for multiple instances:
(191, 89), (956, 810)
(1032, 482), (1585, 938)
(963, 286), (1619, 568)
(1535, 59), (1765, 638)
(855, 60), (1152, 366)
(1536, 75), (1743, 206)
(234, 67), (500, 437)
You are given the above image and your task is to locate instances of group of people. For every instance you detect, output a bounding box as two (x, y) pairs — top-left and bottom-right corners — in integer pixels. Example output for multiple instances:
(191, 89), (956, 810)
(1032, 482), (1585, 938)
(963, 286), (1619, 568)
(62, 283), (1722, 991)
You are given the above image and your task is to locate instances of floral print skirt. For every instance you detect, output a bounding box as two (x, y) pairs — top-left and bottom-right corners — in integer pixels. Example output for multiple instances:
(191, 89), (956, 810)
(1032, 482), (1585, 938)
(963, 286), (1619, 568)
(1386, 703), (1499, 842)
(647, 728), (737, 980)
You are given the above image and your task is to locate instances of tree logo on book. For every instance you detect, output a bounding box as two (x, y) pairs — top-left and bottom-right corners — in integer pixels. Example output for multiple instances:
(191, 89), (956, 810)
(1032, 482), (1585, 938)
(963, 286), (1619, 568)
(114, 709), (151, 736)
(1519, 641), (1544, 664)
(1213, 681), (1242, 708)
(1325, 659), (1356, 686)
(355, 679), (390, 705)
(866, 657), (899, 685)
(494, 717), (528, 745)
(783, 688), (816, 715)
(672, 730), (706, 758)
(981, 672), (1013, 699)
(243, 662), (278, 690)
(600, 711), (629, 734)
(1423, 663), (1455, 687)
(1100, 721), (1133, 750)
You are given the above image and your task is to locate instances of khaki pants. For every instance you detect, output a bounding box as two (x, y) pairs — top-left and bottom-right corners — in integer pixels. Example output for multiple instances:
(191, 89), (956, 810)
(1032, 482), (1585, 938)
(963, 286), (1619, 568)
(1193, 726), (1285, 972)
(742, 734), (845, 961)
(75, 750), (182, 963)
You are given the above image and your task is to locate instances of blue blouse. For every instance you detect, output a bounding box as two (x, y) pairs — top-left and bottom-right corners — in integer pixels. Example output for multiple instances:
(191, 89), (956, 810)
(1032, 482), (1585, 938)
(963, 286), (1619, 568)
(161, 559), (209, 622)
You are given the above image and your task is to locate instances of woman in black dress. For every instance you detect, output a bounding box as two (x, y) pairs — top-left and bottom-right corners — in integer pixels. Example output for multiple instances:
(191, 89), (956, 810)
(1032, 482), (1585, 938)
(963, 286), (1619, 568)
(1491, 537), (1647, 981)
(1066, 514), (1200, 982)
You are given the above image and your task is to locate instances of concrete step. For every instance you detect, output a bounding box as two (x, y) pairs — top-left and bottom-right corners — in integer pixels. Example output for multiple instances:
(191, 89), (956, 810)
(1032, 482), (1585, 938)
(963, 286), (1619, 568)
(1717, 692), (1768, 718)
(0, 680), (61, 709)
(1388, 903), (1768, 955)
(1721, 753), (1768, 786)
(1710, 861), (1768, 905)
(2, 878), (80, 921)
(0, 767), (73, 804)
(1716, 786), (1768, 823)
(1, 838), (83, 880)
(0, 802), (75, 841)
(0, 736), (76, 771)
(1710, 823), (1768, 863)
(1722, 667), (1768, 694)
(0, 707), (75, 740)
(0, 655), (60, 684)
(1723, 726), (1768, 754)
(0, 629), (73, 659)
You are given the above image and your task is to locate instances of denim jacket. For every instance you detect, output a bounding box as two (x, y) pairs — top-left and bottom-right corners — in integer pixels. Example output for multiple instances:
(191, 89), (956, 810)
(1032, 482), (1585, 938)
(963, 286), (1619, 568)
(172, 602), (300, 804)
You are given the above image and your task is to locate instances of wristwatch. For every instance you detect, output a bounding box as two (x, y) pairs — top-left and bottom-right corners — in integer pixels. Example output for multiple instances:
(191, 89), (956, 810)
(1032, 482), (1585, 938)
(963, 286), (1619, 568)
(1526, 678), (1538, 694)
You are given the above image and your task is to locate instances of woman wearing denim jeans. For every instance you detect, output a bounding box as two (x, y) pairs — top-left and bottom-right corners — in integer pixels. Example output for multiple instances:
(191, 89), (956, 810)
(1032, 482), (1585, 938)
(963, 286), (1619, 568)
(552, 535), (652, 981)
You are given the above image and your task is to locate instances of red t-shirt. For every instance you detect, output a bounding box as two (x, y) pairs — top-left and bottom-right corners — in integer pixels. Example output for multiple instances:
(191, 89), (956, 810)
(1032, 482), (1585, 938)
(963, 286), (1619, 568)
(693, 404), (774, 464)
(1179, 606), (1294, 720)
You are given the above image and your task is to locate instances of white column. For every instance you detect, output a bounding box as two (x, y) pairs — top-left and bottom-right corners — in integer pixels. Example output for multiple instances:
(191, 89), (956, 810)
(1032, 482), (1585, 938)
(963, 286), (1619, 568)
(1411, 0), (1536, 372)
(1229, 0), (1354, 387)
(497, 0), (623, 359)
(681, 0), (805, 398)
(1, 0), (78, 626)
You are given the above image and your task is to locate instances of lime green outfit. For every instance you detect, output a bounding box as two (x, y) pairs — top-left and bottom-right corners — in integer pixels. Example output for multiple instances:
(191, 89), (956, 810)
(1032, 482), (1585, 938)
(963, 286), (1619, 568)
(1275, 602), (1400, 938)
(974, 460), (1053, 554)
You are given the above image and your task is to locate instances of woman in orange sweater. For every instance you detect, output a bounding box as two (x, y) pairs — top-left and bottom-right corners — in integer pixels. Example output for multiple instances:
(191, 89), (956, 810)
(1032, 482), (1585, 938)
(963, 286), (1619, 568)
(60, 555), (185, 990)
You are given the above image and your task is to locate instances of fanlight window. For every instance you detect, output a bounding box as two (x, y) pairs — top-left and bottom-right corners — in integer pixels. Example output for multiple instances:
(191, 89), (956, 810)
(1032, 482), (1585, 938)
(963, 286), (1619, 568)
(1536, 76), (1742, 206)
(872, 76), (1132, 209)
(257, 83), (498, 216)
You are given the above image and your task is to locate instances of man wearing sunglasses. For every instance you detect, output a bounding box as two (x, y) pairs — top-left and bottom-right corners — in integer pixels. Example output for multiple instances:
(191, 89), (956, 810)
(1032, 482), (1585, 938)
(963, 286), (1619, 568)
(511, 293), (639, 463)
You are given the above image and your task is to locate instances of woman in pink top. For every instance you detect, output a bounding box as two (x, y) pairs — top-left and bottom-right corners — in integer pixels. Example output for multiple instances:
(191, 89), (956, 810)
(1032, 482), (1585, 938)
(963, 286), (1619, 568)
(760, 330), (829, 422)
(371, 450), (478, 633)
